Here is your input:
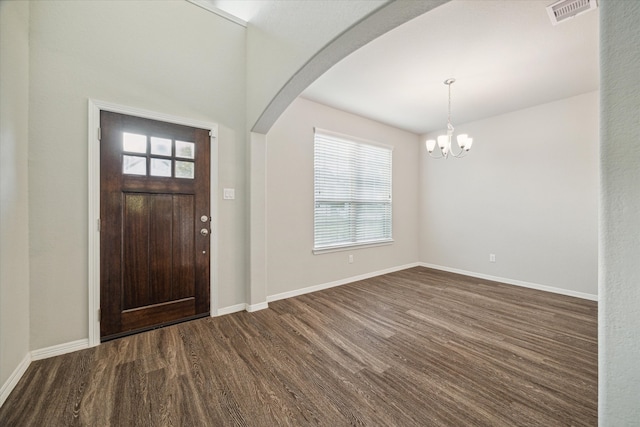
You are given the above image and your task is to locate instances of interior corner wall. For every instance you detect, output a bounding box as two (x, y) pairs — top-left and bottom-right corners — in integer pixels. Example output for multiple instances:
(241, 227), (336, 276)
(420, 91), (599, 297)
(27, 0), (247, 350)
(0, 0), (31, 386)
(599, 0), (640, 424)
(265, 97), (420, 298)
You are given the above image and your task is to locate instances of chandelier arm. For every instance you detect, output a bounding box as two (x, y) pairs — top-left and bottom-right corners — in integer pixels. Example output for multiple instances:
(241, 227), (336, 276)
(448, 140), (467, 158)
(449, 147), (468, 158)
(427, 149), (445, 159)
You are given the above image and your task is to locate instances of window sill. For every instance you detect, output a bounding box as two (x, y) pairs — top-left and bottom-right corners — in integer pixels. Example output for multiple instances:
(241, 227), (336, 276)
(312, 239), (394, 255)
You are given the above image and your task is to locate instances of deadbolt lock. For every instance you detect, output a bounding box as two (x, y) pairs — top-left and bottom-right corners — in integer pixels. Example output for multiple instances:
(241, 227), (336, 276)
(200, 215), (209, 223)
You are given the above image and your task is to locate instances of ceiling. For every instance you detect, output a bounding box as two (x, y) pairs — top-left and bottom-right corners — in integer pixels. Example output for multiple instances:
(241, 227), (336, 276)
(205, 0), (388, 54)
(208, 0), (599, 135)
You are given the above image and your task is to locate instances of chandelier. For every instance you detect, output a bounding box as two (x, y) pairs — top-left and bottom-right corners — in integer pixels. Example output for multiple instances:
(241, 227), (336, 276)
(425, 78), (473, 159)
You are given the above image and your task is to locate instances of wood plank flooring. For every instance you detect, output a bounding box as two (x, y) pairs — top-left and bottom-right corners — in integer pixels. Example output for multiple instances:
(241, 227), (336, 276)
(0, 267), (597, 426)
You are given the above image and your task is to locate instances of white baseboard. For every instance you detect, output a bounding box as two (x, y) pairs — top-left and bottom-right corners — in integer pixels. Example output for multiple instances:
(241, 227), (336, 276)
(1, 338), (91, 408)
(419, 262), (598, 301)
(216, 303), (247, 316)
(247, 302), (269, 312)
(267, 262), (421, 303)
(215, 262), (421, 314)
(30, 339), (90, 361)
(0, 352), (31, 407)
(216, 301), (269, 315)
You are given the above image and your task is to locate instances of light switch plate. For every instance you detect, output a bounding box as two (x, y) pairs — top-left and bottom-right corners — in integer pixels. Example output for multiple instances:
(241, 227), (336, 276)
(223, 188), (235, 200)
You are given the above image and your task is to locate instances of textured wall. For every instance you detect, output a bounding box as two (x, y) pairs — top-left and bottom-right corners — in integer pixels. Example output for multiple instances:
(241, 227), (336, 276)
(599, 0), (640, 424)
(0, 0), (31, 387)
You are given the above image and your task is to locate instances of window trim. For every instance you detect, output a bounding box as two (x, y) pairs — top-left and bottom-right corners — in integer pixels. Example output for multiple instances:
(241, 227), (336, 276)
(312, 239), (394, 255)
(313, 128), (393, 253)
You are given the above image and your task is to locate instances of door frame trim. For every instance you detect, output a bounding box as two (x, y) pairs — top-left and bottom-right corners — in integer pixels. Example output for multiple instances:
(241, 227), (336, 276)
(87, 99), (219, 347)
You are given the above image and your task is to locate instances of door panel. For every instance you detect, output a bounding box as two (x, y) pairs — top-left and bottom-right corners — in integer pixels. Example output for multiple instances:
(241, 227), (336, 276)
(172, 194), (195, 300)
(149, 194), (173, 304)
(100, 111), (210, 341)
(122, 193), (150, 310)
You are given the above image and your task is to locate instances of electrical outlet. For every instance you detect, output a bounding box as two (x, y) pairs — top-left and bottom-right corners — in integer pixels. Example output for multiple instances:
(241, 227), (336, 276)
(489, 253), (496, 263)
(348, 254), (354, 264)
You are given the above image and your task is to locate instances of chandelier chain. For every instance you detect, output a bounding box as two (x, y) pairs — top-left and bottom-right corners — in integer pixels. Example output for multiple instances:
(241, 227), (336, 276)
(447, 81), (452, 129)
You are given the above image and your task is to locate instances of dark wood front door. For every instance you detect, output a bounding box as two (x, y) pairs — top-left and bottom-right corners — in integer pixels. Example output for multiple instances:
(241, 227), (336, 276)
(100, 111), (211, 341)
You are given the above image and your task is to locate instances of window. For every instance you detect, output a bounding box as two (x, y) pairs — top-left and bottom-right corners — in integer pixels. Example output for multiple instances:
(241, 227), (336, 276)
(121, 133), (195, 179)
(314, 128), (392, 252)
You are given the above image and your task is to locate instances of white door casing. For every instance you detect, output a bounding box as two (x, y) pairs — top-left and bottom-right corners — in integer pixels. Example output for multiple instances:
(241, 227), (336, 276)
(87, 99), (219, 347)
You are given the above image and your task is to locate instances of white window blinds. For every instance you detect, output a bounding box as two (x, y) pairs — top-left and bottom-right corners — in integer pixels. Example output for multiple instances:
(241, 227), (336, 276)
(314, 128), (392, 251)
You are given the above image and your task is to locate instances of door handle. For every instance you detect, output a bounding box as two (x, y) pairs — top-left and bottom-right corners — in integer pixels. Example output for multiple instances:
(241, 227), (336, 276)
(200, 228), (209, 237)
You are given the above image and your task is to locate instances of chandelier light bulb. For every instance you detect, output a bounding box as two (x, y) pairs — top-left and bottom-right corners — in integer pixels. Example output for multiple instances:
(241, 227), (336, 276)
(426, 139), (436, 153)
(457, 134), (473, 150)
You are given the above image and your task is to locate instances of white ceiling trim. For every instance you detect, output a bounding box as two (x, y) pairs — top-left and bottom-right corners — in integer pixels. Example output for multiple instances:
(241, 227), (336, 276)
(185, 0), (248, 27)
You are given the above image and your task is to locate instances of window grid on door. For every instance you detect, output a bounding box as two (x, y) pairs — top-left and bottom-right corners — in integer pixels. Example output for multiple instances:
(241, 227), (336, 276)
(122, 132), (195, 179)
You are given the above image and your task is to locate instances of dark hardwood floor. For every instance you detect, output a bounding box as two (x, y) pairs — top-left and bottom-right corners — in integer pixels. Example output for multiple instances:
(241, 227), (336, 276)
(0, 267), (597, 426)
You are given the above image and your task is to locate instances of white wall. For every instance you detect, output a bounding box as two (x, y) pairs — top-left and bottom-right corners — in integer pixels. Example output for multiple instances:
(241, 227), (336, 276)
(27, 0), (247, 349)
(420, 91), (599, 298)
(599, 0), (640, 424)
(265, 97), (420, 298)
(0, 0), (31, 387)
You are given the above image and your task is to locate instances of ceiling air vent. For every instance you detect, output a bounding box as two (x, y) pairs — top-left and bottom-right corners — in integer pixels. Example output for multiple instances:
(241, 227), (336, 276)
(546, 0), (598, 25)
